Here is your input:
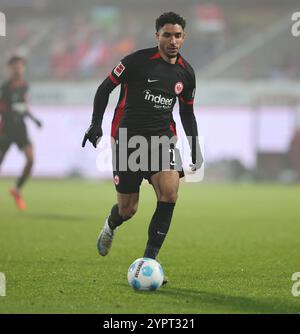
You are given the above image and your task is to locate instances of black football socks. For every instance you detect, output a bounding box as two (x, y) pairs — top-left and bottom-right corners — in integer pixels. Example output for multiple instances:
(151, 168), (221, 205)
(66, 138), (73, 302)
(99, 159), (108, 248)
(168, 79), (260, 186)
(16, 160), (33, 190)
(107, 204), (131, 230)
(144, 201), (175, 259)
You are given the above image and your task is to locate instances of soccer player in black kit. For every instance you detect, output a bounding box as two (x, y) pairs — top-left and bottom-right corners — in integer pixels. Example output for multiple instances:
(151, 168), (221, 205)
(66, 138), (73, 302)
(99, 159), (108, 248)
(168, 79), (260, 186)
(82, 12), (203, 281)
(0, 56), (42, 210)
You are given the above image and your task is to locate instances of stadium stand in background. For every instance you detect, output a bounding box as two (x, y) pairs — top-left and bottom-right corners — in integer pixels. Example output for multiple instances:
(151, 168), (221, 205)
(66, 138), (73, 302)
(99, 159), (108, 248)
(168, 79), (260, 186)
(1, 0), (299, 81)
(1, 0), (300, 182)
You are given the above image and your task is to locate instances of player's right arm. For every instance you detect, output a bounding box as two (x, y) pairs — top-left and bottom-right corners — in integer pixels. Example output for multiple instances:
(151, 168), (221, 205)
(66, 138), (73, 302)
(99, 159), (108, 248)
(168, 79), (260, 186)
(0, 84), (7, 116)
(82, 55), (134, 148)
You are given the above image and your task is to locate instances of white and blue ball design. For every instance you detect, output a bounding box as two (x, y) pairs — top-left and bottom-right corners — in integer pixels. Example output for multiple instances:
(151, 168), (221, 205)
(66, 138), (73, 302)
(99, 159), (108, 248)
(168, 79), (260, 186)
(127, 257), (164, 291)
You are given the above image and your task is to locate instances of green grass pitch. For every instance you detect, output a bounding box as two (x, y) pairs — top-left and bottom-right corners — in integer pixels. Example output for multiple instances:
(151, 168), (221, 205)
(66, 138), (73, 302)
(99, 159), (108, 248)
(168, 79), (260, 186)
(0, 179), (300, 314)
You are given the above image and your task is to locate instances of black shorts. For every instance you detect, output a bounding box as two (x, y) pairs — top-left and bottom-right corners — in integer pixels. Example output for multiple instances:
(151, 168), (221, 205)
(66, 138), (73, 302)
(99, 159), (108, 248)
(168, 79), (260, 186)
(112, 135), (184, 194)
(0, 124), (31, 156)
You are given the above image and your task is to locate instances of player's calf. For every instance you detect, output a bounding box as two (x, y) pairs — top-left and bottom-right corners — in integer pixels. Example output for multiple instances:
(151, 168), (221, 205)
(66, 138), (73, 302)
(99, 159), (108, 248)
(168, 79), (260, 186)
(143, 201), (176, 259)
(16, 158), (33, 190)
(97, 204), (134, 256)
(108, 203), (134, 230)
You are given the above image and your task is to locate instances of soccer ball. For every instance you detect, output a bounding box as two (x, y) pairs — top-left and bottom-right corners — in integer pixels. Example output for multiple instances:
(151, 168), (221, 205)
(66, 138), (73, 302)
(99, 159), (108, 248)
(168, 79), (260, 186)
(127, 257), (164, 291)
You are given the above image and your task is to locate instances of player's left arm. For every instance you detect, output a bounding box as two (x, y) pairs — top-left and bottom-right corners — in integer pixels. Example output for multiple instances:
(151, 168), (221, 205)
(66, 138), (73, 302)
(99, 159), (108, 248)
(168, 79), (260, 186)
(25, 112), (42, 128)
(23, 85), (42, 128)
(178, 68), (203, 171)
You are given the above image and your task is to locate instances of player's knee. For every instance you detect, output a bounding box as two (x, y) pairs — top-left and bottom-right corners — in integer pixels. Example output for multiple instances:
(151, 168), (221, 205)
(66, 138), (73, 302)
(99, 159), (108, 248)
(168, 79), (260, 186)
(160, 191), (178, 203)
(119, 203), (138, 218)
(27, 157), (34, 168)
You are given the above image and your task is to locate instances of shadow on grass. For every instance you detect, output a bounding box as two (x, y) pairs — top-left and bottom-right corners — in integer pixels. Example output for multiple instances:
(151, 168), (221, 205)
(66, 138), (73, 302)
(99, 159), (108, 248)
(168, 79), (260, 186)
(118, 283), (300, 314)
(158, 288), (300, 314)
(27, 213), (89, 222)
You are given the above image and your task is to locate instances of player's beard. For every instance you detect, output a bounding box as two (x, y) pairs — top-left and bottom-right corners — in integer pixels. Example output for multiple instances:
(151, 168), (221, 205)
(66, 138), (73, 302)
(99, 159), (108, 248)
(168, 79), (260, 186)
(159, 44), (179, 60)
(164, 47), (179, 59)
(166, 46), (179, 59)
(167, 52), (178, 59)
(11, 72), (24, 81)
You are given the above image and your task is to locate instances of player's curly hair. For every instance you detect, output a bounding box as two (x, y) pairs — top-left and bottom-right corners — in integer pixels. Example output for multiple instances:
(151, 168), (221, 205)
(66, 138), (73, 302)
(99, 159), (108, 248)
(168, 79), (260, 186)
(155, 12), (186, 32)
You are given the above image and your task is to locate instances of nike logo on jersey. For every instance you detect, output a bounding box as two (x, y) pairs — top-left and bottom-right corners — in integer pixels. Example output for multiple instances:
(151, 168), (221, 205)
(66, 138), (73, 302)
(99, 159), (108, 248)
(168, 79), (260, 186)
(147, 79), (159, 83)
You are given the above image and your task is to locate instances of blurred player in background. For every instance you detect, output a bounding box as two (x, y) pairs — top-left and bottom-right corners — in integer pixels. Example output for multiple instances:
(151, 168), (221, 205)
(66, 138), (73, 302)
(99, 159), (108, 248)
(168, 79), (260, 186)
(82, 12), (203, 281)
(0, 56), (42, 210)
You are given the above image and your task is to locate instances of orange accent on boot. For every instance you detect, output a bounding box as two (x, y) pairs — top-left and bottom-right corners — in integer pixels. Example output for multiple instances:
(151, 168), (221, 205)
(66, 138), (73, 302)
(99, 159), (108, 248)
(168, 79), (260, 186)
(9, 188), (26, 210)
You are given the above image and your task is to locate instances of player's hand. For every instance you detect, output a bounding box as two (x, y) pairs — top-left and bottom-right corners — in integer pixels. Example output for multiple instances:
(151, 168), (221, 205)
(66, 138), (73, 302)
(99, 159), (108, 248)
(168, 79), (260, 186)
(190, 149), (203, 172)
(34, 119), (43, 128)
(189, 161), (203, 172)
(82, 123), (103, 148)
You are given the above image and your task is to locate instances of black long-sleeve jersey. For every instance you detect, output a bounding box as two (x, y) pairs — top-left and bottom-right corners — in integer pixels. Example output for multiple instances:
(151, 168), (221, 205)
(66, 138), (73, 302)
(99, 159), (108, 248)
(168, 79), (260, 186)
(92, 46), (198, 140)
(0, 80), (29, 132)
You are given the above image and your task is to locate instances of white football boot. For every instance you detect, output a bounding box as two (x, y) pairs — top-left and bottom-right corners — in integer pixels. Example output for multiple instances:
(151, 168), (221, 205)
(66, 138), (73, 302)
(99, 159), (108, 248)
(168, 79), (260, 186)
(97, 218), (116, 256)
